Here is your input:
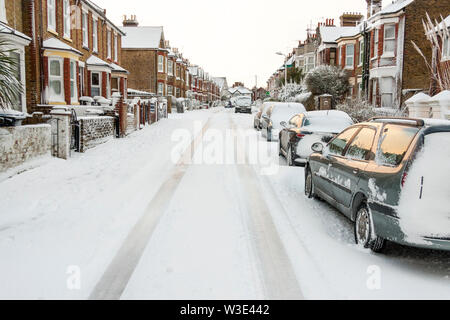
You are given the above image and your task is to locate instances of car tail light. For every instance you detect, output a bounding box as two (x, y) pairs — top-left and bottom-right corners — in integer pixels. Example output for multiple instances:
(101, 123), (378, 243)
(401, 171), (408, 188)
(297, 131), (311, 139)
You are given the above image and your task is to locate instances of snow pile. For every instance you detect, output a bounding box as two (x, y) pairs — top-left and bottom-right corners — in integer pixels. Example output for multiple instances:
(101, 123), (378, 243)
(398, 132), (450, 242)
(270, 103), (306, 129)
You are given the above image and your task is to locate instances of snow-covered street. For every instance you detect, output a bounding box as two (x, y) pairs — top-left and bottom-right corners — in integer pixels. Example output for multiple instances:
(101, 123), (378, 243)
(0, 108), (449, 300)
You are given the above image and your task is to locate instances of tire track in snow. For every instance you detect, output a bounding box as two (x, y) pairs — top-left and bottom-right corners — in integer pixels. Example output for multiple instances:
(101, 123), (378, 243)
(229, 115), (304, 300)
(89, 113), (215, 300)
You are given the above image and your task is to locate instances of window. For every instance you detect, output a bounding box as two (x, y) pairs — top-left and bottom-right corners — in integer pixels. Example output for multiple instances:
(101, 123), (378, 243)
(92, 19), (98, 52)
(158, 55), (164, 73)
(82, 12), (88, 48)
(91, 72), (101, 97)
(49, 58), (64, 102)
(442, 36), (450, 60)
(328, 127), (360, 156)
(111, 77), (119, 93)
(10, 52), (22, 111)
(373, 29), (379, 58)
(345, 128), (376, 161)
(107, 30), (112, 59)
(0, 0), (6, 23)
(372, 79), (377, 106)
(168, 60), (173, 76)
(330, 51), (336, 66)
(79, 66), (85, 96)
(380, 77), (394, 108)
(114, 34), (118, 62)
(63, 0), (71, 38)
(383, 25), (396, 55)
(168, 85), (173, 96)
(359, 41), (364, 66)
(377, 125), (419, 166)
(157, 82), (164, 95)
(306, 56), (315, 72)
(346, 44), (354, 68)
(69, 61), (77, 103)
(47, 0), (56, 31)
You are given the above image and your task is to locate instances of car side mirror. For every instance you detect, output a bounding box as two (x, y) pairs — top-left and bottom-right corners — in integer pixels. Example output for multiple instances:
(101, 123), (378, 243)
(280, 121), (287, 128)
(311, 142), (324, 154)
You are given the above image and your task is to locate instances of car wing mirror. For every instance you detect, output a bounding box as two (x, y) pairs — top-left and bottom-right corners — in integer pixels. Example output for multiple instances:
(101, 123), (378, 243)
(311, 142), (324, 154)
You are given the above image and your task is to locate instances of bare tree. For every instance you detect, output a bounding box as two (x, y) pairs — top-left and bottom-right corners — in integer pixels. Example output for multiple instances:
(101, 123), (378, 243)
(411, 13), (450, 94)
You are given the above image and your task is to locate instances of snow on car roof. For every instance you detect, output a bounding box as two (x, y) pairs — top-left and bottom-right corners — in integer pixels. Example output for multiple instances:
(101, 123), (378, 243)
(306, 110), (351, 119)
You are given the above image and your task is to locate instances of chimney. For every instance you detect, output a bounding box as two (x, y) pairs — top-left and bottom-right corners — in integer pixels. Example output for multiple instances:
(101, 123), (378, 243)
(122, 14), (139, 27)
(340, 12), (364, 26)
(366, 0), (382, 18)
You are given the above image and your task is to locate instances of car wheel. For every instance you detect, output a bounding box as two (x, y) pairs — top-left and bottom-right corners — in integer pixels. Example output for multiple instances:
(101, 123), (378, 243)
(305, 167), (315, 199)
(354, 203), (385, 253)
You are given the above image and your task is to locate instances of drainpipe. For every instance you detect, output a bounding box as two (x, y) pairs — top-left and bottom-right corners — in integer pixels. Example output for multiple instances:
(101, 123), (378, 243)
(362, 21), (370, 101)
(38, 0), (45, 105)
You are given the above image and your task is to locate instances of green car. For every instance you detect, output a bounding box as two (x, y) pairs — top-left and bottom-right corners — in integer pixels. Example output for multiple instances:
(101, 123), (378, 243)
(305, 117), (450, 253)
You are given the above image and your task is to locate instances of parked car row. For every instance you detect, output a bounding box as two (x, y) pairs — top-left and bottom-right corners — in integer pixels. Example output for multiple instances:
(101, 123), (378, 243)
(252, 102), (450, 254)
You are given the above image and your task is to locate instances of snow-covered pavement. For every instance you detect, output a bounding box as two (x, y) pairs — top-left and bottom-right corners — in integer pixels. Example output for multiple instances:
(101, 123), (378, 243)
(0, 108), (449, 300)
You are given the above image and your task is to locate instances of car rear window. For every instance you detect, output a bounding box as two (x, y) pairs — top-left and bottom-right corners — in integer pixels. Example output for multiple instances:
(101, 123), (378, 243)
(377, 124), (420, 166)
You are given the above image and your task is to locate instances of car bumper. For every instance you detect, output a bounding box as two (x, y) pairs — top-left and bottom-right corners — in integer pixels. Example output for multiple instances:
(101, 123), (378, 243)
(236, 107), (251, 112)
(370, 204), (450, 252)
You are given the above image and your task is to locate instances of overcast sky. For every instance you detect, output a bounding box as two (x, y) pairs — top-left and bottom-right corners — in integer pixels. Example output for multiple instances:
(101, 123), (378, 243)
(95, 0), (367, 88)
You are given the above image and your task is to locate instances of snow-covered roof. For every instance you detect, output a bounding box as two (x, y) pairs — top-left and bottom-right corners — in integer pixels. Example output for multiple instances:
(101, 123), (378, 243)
(336, 25), (363, 41)
(212, 77), (227, 89)
(43, 38), (82, 56)
(319, 26), (353, 43)
(110, 62), (129, 74)
(86, 55), (111, 68)
(120, 26), (164, 49)
(371, 0), (414, 19)
(127, 88), (155, 96)
(0, 22), (31, 42)
(228, 86), (252, 95)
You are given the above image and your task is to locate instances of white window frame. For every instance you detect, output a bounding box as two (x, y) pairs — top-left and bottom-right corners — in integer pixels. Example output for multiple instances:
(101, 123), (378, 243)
(442, 36), (450, 61)
(358, 41), (364, 66)
(47, 0), (56, 32)
(82, 11), (88, 48)
(114, 34), (118, 62)
(383, 24), (396, 56)
(91, 71), (101, 97)
(157, 82), (164, 95)
(48, 57), (64, 103)
(107, 29), (112, 59)
(380, 77), (394, 108)
(70, 60), (78, 103)
(373, 29), (379, 59)
(0, 0), (7, 23)
(168, 85), (173, 96)
(63, 0), (71, 39)
(168, 60), (173, 76)
(79, 66), (85, 96)
(158, 55), (164, 73)
(345, 44), (355, 68)
(92, 18), (98, 53)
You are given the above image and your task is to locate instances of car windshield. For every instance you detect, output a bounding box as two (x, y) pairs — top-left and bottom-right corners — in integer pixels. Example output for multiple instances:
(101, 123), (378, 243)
(376, 125), (420, 166)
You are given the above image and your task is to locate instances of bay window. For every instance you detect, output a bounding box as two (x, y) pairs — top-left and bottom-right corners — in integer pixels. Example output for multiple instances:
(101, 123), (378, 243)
(114, 34), (118, 62)
(158, 82), (164, 95)
(82, 12), (88, 48)
(168, 85), (173, 96)
(49, 58), (64, 102)
(383, 25), (396, 55)
(10, 52), (22, 111)
(47, 0), (56, 32)
(168, 60), (173, 76)
(346, 44), (354, 68)
(92, 19), (98, 52)
(373, 29), (379, 58)
(63, 0), (71, 38)
(158, 55), (164, 73)
(380, 77), (394, 108)
(1, 0), (7, 23)
(107, 30), (112, 59)
(79, 66), (85, 96)
(70, 61), (77, 103)
(91, 72), (101, 97)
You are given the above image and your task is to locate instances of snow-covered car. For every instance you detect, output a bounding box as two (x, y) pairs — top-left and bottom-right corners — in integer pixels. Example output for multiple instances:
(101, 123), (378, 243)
(279, 110), (354, 166)
(254, 102), (273, 130)
(233, 96), (252, 114)
(261, 103), (306, 142)
(305, 117), (450, 253)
